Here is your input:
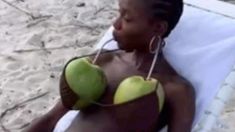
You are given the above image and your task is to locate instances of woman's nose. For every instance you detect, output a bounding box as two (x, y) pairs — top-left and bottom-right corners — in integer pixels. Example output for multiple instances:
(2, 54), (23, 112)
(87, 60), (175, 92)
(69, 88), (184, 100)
(113, 17), (122, 31)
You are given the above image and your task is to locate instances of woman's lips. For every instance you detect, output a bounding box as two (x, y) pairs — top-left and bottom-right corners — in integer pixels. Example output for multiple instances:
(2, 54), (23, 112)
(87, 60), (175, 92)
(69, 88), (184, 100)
(113, 30), (132, 51)
(112, 30), (120, 43)
(112, 31), (123, 48)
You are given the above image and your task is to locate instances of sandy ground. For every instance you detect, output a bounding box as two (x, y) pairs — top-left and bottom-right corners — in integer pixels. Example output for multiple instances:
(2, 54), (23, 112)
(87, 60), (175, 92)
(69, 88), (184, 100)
(0, 0), (234, 132)
(0, 0), (118, 131)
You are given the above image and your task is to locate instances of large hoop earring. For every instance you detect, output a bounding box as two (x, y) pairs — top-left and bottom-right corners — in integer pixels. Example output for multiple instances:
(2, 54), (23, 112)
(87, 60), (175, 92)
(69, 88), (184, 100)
(149, 35), (163, 54)
(146, 36), (165, 80)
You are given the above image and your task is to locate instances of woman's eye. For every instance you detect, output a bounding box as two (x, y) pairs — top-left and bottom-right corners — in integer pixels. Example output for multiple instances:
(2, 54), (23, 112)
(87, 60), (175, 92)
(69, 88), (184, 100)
(118, 9), (132, 22)
(123, 15), (132, 22)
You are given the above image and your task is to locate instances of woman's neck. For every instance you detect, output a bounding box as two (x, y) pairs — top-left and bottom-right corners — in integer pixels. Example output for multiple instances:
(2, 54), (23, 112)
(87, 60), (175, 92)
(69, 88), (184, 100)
(132, 50), (174, 75)
(133, 50), (160, 70)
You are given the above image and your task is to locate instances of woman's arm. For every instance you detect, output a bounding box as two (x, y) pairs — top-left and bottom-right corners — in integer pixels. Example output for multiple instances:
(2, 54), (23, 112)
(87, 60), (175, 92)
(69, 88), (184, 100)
(24, 100), (69, 132)
(24, 50), (117, 132)
(166, 82), (195, 132)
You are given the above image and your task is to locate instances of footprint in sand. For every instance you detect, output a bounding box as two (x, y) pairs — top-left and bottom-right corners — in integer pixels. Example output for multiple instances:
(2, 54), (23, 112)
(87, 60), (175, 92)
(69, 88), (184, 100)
(0, 88), (2, 95)
(8, 71), (22, 78)
(5, 61), (24, 71)
(3, 61), (25, 81)
(3, 80), (25, 95)
(17, 69), (46, 82)
(26, 73), (48, 85)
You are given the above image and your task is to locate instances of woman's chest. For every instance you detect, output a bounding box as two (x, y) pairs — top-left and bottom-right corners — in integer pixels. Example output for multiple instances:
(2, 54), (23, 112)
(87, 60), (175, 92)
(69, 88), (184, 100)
(98, 57), (148, 103)
(101, 56), (148, 89)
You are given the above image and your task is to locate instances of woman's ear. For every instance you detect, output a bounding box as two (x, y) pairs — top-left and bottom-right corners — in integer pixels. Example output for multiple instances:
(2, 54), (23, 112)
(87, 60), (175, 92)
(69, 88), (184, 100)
(153, 20), (168, 37)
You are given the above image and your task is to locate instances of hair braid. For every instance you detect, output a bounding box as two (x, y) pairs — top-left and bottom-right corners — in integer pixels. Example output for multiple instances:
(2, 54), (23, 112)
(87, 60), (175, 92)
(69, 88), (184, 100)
(141, 0), (183, 37)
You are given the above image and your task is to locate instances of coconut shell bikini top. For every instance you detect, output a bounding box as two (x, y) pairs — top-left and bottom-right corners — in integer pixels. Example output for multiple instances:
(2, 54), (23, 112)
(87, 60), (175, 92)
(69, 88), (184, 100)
(59, 49), (165, 131)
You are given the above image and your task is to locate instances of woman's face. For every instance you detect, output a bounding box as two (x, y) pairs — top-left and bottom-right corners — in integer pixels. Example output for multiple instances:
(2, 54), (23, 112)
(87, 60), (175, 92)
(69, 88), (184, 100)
(113, 0), (156, 52)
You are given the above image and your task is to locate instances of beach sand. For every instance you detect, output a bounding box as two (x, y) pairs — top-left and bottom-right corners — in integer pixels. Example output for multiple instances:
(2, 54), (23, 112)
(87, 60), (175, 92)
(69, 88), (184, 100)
(0, 0), (234, 132)
(0, 0), (118, 131)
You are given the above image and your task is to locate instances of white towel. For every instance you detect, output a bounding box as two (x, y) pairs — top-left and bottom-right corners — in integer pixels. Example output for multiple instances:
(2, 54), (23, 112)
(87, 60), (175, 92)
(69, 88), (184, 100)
(53, 111), (79, 132)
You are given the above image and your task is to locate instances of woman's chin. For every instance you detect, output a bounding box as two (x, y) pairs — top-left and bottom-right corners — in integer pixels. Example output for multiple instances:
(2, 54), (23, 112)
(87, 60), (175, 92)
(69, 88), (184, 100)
(119, 47), (134, 52)
(118, 44), (133, 52)
(124, 49), (134, 52)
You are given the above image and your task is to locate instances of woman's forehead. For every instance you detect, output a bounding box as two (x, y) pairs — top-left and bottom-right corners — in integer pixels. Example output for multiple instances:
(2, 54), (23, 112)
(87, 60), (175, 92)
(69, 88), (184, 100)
(119, 0), (133, 10)
(118, 0), (147, 14)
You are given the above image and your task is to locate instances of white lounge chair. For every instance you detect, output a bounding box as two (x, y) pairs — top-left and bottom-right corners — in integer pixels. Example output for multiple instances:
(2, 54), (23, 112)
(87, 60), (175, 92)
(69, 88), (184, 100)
(95, 0), (235, 131)
(54, 0), (235, 131)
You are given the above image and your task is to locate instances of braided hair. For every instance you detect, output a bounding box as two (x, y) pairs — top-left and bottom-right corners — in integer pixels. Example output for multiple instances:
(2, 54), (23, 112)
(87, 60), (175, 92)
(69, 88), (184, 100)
(139, 0), (183, 37)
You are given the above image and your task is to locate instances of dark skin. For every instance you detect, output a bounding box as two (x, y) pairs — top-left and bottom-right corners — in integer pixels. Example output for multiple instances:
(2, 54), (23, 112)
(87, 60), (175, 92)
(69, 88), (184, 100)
(24, 0), (195, 131)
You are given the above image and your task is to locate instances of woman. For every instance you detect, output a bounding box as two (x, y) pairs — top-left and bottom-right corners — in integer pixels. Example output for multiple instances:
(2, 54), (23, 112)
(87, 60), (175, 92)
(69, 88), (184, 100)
(25, 0), (195, 131)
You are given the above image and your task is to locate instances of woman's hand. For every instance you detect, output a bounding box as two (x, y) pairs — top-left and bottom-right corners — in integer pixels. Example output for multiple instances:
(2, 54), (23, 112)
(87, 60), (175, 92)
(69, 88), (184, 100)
(24, 100), (69, 132)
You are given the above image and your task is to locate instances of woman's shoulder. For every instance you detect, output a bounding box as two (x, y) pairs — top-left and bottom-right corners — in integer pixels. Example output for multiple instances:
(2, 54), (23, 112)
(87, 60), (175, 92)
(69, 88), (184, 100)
(163, 75), (195, 101)
(154, 56), (195, 99)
